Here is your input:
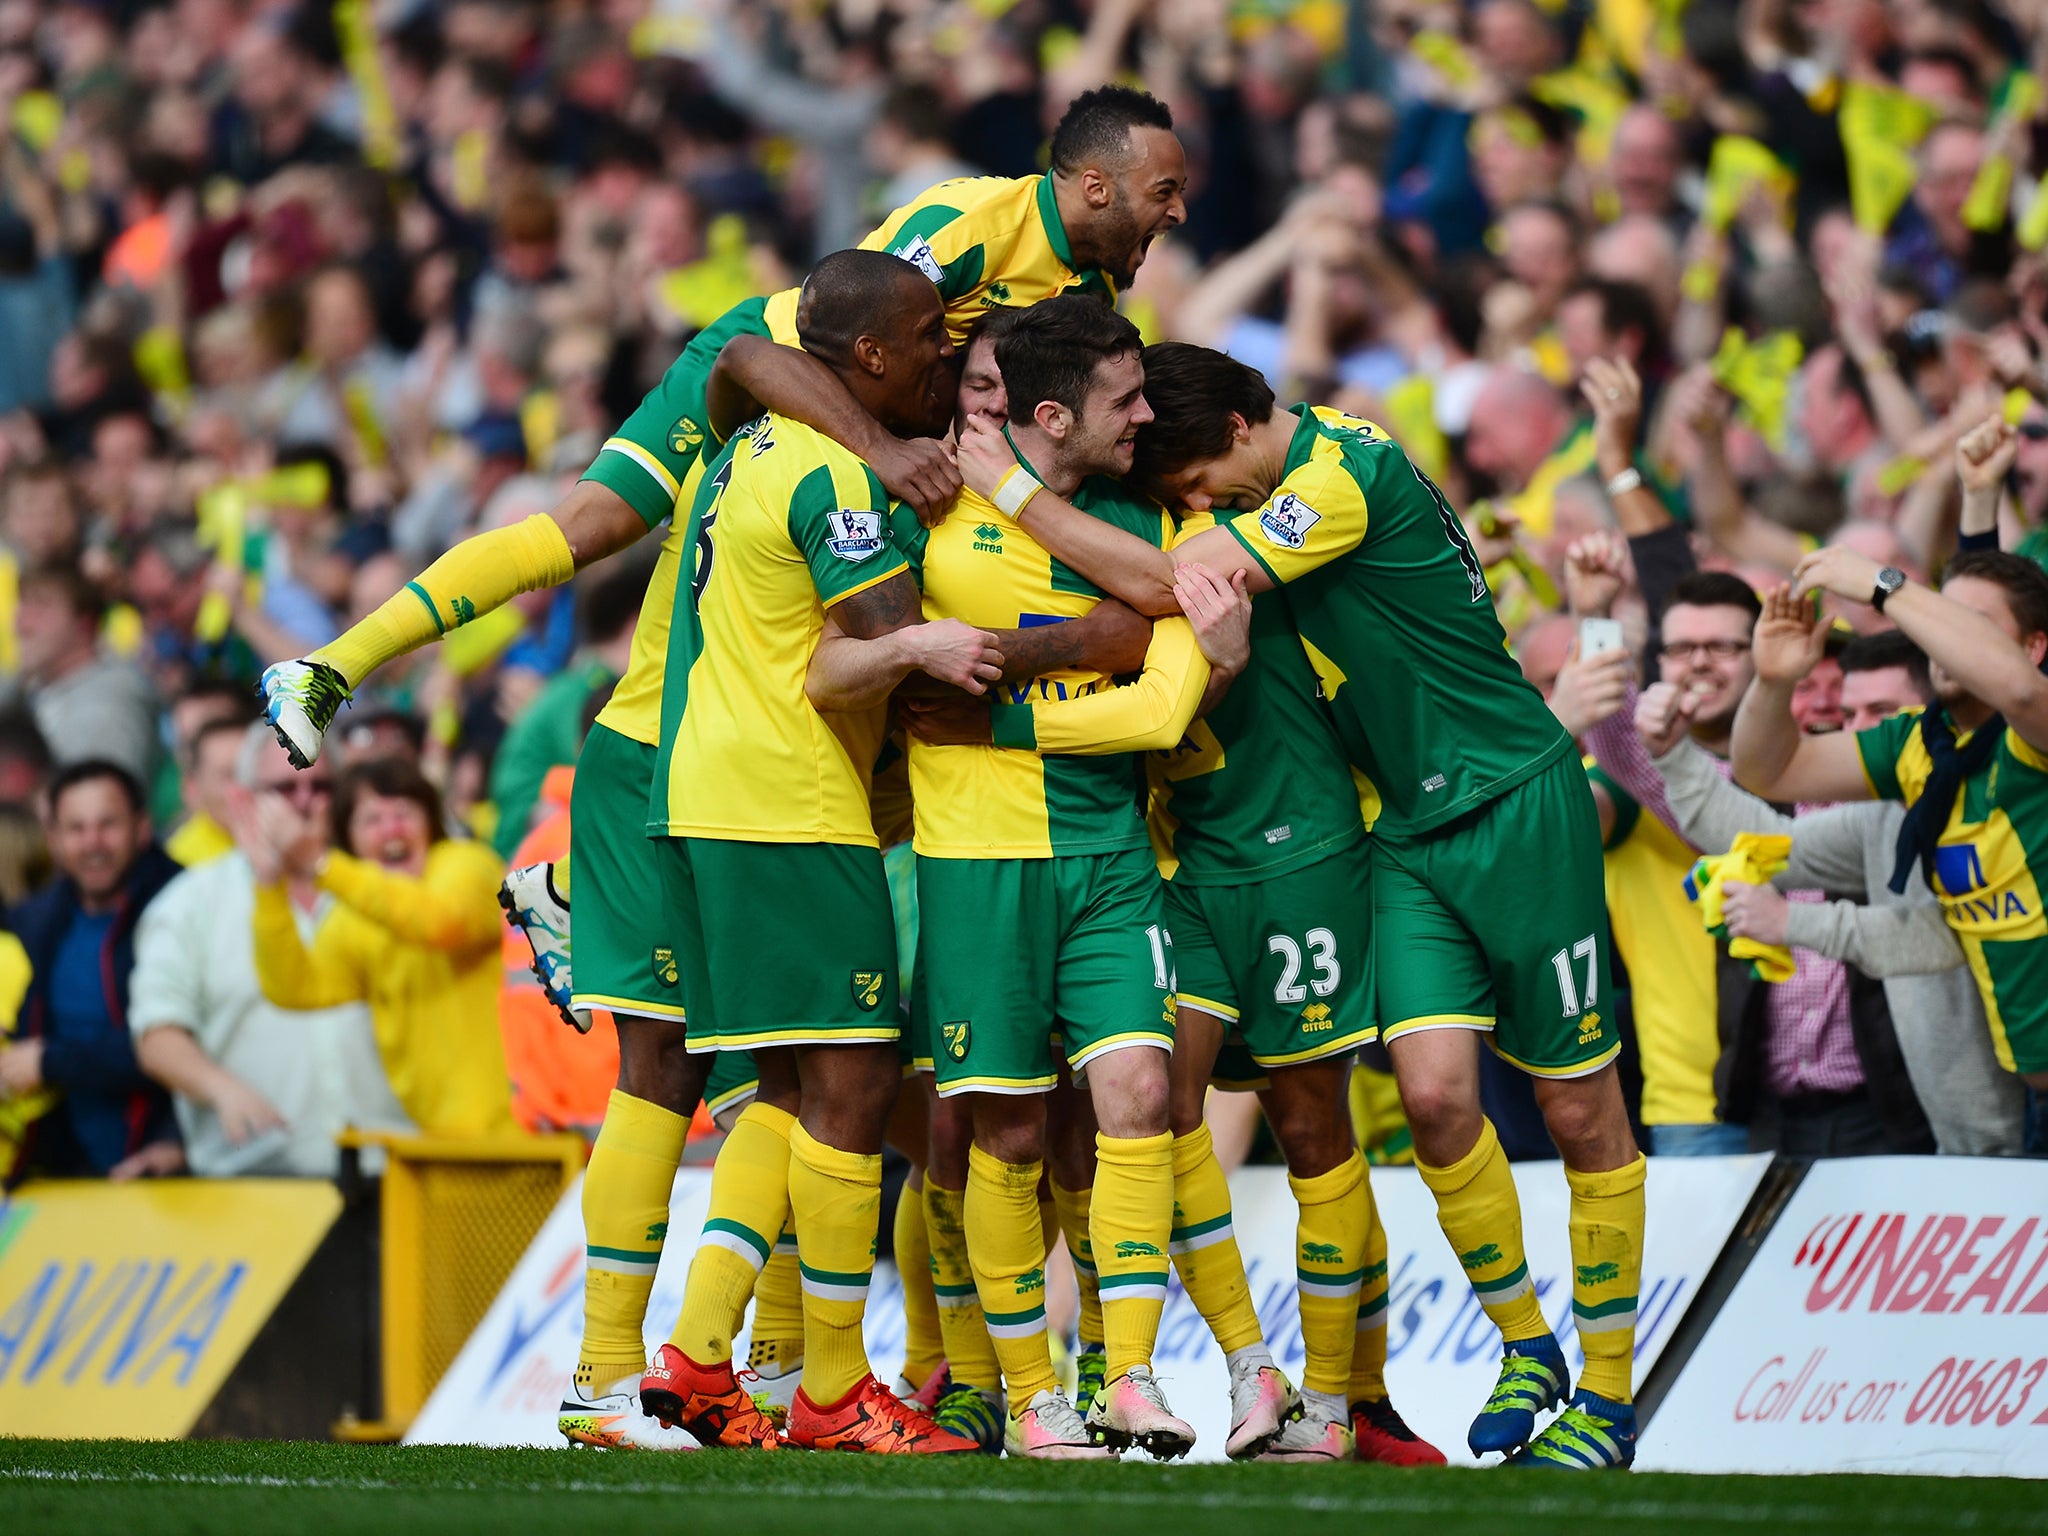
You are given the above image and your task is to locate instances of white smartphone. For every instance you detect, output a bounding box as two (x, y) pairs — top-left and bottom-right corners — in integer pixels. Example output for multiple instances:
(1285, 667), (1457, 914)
(1579, 617), (1626, 658)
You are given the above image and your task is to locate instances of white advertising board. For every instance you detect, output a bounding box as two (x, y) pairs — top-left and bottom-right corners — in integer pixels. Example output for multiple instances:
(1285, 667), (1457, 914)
(409, 1154), (1769, 1462)
(1640, 1155), (2048, 1477)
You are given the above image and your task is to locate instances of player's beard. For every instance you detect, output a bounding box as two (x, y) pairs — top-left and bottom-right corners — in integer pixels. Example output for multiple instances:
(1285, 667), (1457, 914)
(1095, 189), (1143, 288)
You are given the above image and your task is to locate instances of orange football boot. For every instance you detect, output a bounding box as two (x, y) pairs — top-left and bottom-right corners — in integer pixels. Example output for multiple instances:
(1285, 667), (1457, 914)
(785, 1375), (981, 1453)
(1351, 1395), (1448, 1466)
(639, 1343), (783, 1449)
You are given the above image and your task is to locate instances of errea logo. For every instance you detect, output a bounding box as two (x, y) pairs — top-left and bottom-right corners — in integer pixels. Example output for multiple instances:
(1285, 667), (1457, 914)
(974, 522), (1005, 554)
(1301, 1002), (1333, 1031)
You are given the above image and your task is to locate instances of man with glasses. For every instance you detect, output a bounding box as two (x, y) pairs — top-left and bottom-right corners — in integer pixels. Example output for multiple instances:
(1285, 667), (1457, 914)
(133, 725), (413, 1176)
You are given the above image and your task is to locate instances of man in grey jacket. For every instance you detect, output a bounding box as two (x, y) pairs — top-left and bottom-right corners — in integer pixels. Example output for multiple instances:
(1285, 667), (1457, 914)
(1641, 631), (2026, 1155)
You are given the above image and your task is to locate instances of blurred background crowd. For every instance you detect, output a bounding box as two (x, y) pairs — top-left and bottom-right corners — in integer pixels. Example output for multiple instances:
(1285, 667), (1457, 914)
(3, 0), (2047, 1184)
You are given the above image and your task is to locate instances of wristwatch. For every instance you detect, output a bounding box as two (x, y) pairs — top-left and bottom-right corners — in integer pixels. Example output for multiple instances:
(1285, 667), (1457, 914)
(1872, 566), (1907, 613)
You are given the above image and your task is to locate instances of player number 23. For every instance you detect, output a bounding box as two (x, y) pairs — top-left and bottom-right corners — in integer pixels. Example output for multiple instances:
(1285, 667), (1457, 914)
(1269, 928), (1340, 1004)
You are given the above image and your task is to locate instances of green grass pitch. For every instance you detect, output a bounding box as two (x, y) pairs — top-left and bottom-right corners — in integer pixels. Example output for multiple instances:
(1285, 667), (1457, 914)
(1, 1440), (2041, 1536)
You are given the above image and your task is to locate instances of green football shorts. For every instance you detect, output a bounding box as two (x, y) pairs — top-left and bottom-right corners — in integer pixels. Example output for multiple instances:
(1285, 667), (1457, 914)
(1165, 848), (1376, 1088)
(1375, 754), (1619, 1079)
(668, 836), (901, 1053)
(920, 846), (1175, 1096)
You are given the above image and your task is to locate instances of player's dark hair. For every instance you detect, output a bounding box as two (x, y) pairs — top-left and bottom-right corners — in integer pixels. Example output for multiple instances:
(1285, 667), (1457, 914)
(1840, 629), (1932, 695)
(1662, 570), (1763, 628)
(994, 295), (1139, 421)
(1941, 550), (2048, 639)
(969, 302), (1028, 352)
(48, 758), (147, 818)
(332, 755), (445, 852)
(1127, 342), (1276, 493)
(796, 249), (932, 367)
(1049, 86), (1174, 176)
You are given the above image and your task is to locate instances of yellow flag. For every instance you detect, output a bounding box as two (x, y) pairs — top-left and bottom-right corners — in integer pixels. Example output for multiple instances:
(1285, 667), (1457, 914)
(1711, 328), (1804, 453)
(657, 213), (765, 331)
(1687, 832), (1798, 982)
(1839, 80), (1937, 234)
(1531, 65), (1632, 167)
(1964, 72), (2040, 232)
(334, 0), (400, 171)
(1409, 30), (1481, 90)
(1702, 136), (1794, 233)
(1380, 376), (1448, 483)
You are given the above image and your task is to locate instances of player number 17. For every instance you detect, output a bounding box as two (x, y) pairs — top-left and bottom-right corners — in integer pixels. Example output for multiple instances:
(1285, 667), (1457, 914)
(1550, 935), (1598, 1018)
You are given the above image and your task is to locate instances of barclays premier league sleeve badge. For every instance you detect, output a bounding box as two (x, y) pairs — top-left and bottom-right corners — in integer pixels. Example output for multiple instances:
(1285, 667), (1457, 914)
(1258, 493), (1320, 550)
(827, 510), (888, 561)
(893, 235), (945, 286)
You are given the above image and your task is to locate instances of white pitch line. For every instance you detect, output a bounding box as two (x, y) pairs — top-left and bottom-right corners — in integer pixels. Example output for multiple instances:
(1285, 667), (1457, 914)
(0, 1465), (2023, 1529)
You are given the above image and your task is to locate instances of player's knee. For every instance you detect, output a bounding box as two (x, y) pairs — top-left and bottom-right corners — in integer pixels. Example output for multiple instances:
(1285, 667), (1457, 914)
(1093, 1056), (1170, 1139)
(1398, 1075), (1478, 1149)
(1269, 1101), (1350, 1179)
(976, 1116), (1045, 1167)
(614, 1017), (703, 1111)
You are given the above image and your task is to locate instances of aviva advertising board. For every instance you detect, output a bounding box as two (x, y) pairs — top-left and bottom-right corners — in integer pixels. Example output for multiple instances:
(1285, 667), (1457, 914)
(0, 1179), (340, 1438)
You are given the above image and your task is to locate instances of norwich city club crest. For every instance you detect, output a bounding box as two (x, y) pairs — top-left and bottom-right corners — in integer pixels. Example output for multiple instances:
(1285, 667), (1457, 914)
(941, 1021), (970, 1061)
(851, 970), (886, 1011)
(670, 416), (704, 455)
(652, 947), (679, 987)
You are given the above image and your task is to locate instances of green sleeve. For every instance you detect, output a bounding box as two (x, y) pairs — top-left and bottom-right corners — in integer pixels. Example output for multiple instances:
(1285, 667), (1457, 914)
(580, 298), (771, 528)
(888, 505), (930, 589)
(786, 462), (909, 605)
(1585, 762), (1639, 849)
(1855, 710), (1920, 802)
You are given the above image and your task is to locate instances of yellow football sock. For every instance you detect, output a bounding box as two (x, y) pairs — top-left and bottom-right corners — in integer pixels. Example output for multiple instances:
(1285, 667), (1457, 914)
(746, 1230), (804, 1371)
(1170, 1125), (1264, 1355)
(926, 1180), (1002, 1394)
(553, 852), (571, 902)
(895, 1181), (944, 1388)
(311, 514), (574, 687)
(966, 1145), (1058, 1406)
(1048, 1178), (1102, 1347)
(1092, 1129), (1173, 1380)
(1350, 1170), (1393, 1402)
(669, 1101), (793, 1364)
(577, 1090), (686, 1388)
(1567, 1154), (1647, 1403)
(1416, 1117), (1549, 1343)
(1289, 1149), (1369, 1397)
(788, 1122), (881, 1406)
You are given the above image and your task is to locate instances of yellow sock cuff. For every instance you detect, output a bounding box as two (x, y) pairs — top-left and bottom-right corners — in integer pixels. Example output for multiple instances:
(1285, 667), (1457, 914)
(599, 1089), (690, 1159)
(739, 1100), (797, 1141)
(1565, 1153), (1647, 1201)
(1096, 1129), (1173, 1167)
(969, 1142), (1043, 1193)
(791, 1121), (880, 1182)
(1416, 1117), (1502, 1195)
(554, 852), (572, 902)
(313, 513), (576, 687)
(1289, 1149), (1365, 1206)
(1170, 1124), (1215, 1177)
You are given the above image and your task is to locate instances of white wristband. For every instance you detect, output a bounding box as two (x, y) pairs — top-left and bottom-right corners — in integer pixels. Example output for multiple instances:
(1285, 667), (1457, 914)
(1605, 466), (1644, 499)
(992, 464), (1043, 518)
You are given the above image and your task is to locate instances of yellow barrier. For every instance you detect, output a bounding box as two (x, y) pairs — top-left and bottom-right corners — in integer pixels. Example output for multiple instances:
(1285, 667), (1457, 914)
(337, 1132), (583, 1440)
(0, 1179), (341, 1439)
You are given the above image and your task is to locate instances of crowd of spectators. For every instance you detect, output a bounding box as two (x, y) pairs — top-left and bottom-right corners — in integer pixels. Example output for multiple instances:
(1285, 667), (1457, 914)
(4, 0), (2048, 1180)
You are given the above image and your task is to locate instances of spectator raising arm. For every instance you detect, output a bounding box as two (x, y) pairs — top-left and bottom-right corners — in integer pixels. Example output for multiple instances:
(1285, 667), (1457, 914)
(1730, 586), (1874, 803)
(1794, 545), (2048, 754)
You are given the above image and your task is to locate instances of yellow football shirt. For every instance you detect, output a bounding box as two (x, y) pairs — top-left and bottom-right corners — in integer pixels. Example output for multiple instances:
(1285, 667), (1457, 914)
(896, 475), (1207, 860)
(651, 415), (907, 845)
(1858, 709), (2048, 1073)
